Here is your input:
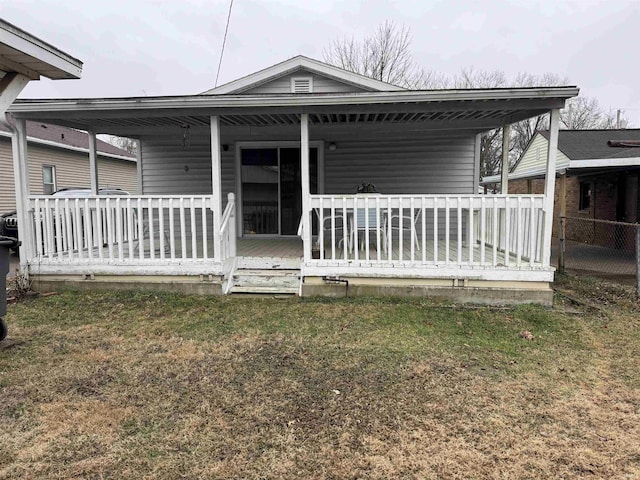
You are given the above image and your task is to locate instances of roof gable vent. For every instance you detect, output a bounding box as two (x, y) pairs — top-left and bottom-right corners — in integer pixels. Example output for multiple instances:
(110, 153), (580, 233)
(291, 76), (313, 93)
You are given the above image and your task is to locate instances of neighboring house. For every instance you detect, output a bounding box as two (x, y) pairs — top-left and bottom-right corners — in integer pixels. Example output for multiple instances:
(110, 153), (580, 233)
(8, 55), (579, 304)
(0, 119), (138, 212)
(482, 129), (640, 249)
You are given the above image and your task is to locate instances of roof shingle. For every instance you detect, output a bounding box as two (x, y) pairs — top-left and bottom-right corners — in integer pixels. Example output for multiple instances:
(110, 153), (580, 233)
(539, 129), (640, 160)
(0, 117), (134, 159)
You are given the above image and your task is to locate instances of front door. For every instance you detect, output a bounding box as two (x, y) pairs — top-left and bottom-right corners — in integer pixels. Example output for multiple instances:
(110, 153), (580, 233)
(241, 147), (318, 236)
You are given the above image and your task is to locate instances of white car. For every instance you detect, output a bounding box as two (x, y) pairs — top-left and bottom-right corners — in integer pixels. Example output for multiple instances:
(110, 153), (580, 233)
(52, 187), (130, 197)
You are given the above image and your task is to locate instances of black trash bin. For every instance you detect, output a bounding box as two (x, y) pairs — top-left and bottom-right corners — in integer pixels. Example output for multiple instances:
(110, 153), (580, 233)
(0, 235), (20, 341)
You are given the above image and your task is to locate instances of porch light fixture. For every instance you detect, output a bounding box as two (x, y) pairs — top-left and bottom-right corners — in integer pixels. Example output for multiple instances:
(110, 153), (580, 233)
(328, 142), (337, 151)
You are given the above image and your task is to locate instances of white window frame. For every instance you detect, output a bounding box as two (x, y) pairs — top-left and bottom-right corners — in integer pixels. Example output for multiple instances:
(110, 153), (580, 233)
(290, 76), (313, 93)
(42, 165), (57, 195)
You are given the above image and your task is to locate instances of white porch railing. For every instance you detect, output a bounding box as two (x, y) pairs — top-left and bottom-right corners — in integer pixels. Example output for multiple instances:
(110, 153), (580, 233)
(305, 194), (546, 268)
(28, 195), (220, 264)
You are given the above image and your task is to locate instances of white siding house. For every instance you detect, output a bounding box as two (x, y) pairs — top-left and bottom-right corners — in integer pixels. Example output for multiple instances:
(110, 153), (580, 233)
(8, 56), (579, 304)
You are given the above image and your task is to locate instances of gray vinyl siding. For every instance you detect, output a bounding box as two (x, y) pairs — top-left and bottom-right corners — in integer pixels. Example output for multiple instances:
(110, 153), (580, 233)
(323, 131), (475, 194)
(242, 73), (367, 94)
(140, 126), (476, 200)
(0, 138), (138, 212)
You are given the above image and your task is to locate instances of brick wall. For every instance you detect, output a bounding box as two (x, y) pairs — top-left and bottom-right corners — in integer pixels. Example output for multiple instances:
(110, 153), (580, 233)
(508, 174), (623, 248)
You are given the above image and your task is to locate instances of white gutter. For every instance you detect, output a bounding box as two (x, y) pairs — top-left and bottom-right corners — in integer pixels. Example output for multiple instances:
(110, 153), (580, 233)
(482, 157), (640, 184)
(568, 157), (640, 168)
(0, 130), (135, 162)
(9, 87), (580, 113)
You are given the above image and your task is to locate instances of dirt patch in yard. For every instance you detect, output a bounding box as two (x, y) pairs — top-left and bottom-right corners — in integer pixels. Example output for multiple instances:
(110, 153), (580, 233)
(0, 287), (639, 479)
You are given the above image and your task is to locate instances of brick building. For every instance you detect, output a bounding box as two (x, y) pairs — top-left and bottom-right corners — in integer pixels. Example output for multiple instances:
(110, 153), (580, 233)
(482, 129), (640, 250)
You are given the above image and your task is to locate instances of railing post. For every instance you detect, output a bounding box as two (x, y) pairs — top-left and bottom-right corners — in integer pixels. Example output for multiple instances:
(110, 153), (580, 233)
(228, 192), (236, 257)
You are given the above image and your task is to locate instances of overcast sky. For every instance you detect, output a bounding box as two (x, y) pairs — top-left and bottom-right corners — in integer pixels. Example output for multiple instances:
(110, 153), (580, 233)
(2, 0), (639, 124)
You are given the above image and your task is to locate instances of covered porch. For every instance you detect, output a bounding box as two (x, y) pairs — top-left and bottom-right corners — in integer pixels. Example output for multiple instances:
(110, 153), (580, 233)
(9, 86), (577, 300)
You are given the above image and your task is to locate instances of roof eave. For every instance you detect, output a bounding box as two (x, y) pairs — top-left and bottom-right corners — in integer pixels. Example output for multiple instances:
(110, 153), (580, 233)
(8, 87), (581, 114)
(0, 19), (83, 79)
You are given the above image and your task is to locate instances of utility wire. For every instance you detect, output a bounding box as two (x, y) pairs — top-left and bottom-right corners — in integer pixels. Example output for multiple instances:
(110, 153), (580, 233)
(215, 0), (234, 88)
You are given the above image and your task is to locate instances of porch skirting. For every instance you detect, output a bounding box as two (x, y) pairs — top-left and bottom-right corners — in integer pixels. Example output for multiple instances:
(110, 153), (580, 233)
(302, 276), (553, 306)
(29, 270), (553, 306)
(32, 273), (225, 296)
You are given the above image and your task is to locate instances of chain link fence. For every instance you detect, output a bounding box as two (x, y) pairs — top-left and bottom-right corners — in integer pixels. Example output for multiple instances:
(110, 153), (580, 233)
(558, 216), (640, 294)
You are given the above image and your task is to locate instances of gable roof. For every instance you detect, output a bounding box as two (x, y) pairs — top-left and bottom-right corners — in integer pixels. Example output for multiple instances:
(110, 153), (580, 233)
(202, 55), (406, 95)
(0, 118), (135, 161)
(481, 128), (640, 184)
(539, 129), (640, 160)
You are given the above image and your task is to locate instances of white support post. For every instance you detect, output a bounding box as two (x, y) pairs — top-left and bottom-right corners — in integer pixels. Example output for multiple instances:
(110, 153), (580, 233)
(12, 118), (32, 270)
(0, 73), (30, 117)
(542, 108), (560, 267)
(135, 138), (143, 194)
(88, 132), (98, 195)
(500, 124), (510, 194)
(210, 116), (223, 262)
(300, 113), (311, 262)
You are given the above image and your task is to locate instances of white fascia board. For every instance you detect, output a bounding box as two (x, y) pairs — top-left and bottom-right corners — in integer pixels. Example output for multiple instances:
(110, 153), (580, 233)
(0, 130), (135, 162)
(203, 56), (405, 94)
(481, 169), (548, 184)
(568, 157), (640, 168)
(480, 158), (640, 184)
(9, 87), (581, 114)
(0, 19), (82, 79)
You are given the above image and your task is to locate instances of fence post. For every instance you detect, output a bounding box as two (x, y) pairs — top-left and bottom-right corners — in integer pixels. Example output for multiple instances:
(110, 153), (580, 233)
(559, 216), (565, 274)
(636, 225), (640, 297)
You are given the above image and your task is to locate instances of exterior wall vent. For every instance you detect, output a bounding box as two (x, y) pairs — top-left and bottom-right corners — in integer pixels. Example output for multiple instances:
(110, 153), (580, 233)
(291, 76), (313, 93)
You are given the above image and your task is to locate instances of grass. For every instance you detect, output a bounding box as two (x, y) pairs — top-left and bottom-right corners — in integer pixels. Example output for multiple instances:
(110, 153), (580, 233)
(0, 277), (639, 479)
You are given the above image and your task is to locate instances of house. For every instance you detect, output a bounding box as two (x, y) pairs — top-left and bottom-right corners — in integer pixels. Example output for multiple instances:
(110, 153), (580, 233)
(481, 129), (640, 249)
(7, 55), (579, 304)
(0, 119), (138, 212)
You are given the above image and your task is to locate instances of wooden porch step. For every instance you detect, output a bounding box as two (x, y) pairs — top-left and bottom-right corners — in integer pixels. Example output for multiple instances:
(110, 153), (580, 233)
(229, 286), (299, 295)
(229, 268), (301, 295)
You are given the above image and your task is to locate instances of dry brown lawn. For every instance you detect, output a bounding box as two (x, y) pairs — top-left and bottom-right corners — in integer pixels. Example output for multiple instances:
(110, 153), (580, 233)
(1, 275), (639, 479)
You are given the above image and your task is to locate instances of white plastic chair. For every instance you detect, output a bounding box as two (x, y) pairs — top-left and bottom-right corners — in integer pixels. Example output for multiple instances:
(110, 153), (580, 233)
(321, 214), (347, 250)
(349, 208), (387, 254)
(387, 209), (421, 252)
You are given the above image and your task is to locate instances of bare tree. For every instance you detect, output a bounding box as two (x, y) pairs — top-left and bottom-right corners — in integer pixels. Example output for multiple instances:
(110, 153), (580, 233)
(102, 135), (138, 154)
(324, 22), (630, 176)
(323, 21), (445, 89)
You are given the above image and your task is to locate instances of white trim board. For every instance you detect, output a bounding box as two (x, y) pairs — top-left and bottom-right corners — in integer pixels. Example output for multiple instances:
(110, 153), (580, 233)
(234, 140), (325, 236)
(569, 157), (640, 168)
(10, 87), (580, 114)
(481, 157), (640, 184)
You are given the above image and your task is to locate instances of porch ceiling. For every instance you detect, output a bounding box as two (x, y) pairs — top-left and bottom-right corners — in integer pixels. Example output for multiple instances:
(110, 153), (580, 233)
(9, 87), (579, 136)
